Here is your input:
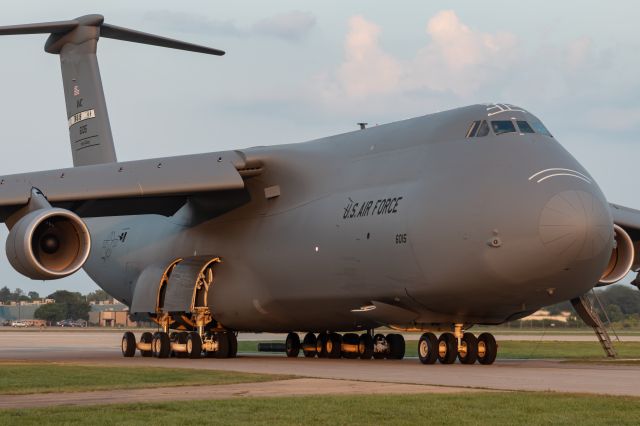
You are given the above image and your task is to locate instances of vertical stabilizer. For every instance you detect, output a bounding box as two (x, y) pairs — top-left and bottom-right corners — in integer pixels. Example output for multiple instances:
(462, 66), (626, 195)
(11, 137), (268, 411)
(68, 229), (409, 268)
(0, 14), (225, 167)
(46, 15), (116, 166)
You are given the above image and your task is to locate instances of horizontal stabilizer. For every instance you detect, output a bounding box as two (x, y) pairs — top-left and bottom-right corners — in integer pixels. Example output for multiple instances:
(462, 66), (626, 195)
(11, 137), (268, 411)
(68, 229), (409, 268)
(100, 24), (225, 56)
(0, 19), (78, 35)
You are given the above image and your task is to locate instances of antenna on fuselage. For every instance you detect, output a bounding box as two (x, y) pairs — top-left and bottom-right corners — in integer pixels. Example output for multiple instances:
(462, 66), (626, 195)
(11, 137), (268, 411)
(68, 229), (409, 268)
(0, 14), (225, 167)
(357, 122), (368, 130)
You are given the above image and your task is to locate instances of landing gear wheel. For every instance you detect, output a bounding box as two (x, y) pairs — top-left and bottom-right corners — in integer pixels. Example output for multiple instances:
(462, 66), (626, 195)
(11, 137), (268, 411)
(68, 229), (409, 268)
(386, 334), (405, 360)
(341, 333), (360, 359)
(437, 332), (457, 364)
(302, 333), (317, 358)
(418, 332), (438, 364)
(214, 332), (230, 358)
(121, 332), (136, 357)
(326, 333), (342, 359)
(358, 334), (374, 360)
(169, 332), (178, 358)
(152, 331), (171, 358)
(316, 333), (328, 358)
(372, 334), (387, 359)
(139, 332), (153, 357)
(175, 332), (188, 358)
(286, 332), (301, 358)
(477, 333), (497, 365)
(186, 332), (202, 359)
(227, 332), (238, 358)
(458, 332), (478, 364)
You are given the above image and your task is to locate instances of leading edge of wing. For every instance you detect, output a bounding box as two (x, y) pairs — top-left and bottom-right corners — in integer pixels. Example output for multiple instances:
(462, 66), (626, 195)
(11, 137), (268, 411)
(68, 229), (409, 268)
(610, 203), (640, 232)
(0, 150), (262, 208)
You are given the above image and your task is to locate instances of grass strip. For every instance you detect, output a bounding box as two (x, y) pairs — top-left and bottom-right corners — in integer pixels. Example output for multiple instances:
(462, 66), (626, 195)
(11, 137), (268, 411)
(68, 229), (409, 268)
(0, 363), (289, 395)
(1, 392), (639, 425)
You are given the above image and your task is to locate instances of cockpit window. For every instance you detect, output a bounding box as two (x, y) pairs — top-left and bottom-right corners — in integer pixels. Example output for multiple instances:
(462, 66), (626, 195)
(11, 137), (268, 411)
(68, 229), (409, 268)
(466, 121), (480, 138)
(516, 121), (535, 133)
(491, 120), (516, 135)
(476, 120), (489, 137)
(530, 119), (553, 137)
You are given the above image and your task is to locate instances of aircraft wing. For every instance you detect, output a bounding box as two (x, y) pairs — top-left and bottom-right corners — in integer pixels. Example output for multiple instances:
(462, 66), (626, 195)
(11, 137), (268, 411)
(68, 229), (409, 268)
(0, 150), (263, 220)
(610, 203), (640, 235)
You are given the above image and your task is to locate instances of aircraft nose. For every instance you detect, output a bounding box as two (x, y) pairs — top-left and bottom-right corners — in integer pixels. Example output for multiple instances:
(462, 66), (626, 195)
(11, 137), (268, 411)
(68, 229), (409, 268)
(538, 190), (612, 263)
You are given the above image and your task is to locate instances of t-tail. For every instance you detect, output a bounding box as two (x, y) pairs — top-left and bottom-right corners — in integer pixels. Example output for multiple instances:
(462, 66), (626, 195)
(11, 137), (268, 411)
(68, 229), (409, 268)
(0, 14), (224, 166)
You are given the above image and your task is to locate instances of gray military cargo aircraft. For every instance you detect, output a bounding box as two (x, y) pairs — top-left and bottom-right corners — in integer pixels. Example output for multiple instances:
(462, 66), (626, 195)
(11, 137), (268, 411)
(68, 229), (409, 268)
(1, 15), (639, 364)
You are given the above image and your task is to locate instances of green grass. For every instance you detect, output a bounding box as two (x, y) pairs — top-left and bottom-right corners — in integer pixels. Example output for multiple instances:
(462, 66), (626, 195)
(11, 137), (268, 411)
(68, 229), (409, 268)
(1, 393), (639, 425)
(0, 363), (289, 395)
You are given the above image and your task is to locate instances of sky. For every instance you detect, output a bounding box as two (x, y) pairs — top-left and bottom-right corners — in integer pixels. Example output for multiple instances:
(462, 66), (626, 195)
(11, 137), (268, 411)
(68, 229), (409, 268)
(0, 1), (639, 295)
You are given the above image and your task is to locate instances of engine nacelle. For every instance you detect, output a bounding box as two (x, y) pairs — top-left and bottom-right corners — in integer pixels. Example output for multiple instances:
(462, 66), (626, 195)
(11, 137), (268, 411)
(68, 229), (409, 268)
(599, 224), (634, 285)
(6, 208), (91, 280)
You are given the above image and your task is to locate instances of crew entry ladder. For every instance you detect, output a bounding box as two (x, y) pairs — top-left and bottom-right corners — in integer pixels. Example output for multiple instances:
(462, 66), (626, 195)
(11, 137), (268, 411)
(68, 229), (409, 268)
(570, 295), (617, 358)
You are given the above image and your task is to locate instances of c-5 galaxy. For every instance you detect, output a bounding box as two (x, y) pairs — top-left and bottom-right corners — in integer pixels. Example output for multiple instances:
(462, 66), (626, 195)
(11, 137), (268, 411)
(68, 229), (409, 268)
(1, 15), (638, 364)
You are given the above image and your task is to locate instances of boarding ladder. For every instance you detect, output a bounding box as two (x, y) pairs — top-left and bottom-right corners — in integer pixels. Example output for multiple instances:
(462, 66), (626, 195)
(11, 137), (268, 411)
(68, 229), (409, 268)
(570, 294), (617, 358)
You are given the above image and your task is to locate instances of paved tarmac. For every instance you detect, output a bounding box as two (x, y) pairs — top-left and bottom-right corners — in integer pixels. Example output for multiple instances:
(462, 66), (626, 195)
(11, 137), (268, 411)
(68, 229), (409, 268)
(1, 330), (639, 399)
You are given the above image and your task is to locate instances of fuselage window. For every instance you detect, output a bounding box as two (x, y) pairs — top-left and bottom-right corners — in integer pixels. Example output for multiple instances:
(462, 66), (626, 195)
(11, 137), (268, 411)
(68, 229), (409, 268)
(476, 120), (489, 137)
(466, 121), (481, 138)
(516, 121), (535, 133)
(491, 120), (516, 135)
(530, 120), (553, 137)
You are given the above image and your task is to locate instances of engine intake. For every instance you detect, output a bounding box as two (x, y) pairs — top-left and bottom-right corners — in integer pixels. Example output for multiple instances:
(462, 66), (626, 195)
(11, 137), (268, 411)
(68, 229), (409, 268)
(6, 208), (91, 280)
(599, 224), (634, 285)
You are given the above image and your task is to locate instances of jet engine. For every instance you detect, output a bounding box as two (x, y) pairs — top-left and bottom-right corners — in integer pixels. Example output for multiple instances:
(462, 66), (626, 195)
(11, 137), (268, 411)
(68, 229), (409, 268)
(5, 208), (91, 280)
(599, 224), (635, 285)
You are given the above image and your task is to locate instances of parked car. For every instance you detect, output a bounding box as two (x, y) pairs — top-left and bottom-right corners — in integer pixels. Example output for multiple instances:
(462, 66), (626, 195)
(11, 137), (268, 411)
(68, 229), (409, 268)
(56, 319), (88, 327)
(11, 320), (29, 328)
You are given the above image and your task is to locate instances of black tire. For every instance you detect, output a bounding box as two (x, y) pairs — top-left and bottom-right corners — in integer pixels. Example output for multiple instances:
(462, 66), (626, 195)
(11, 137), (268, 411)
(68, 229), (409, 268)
(302, 333), (317, 358)
(458, 332), (478, 364)
(186, 332), (202, 359)
(175, 332), (188, 358)
(386, 333), (405, 360)
(358, 334), (374, 359)
(121, 332), (136, 357)
(169, 332), (178, 358)
(418, 332), (438, 364)
(285, 332), (301, 358)
(477, 333), (497, 365)
(372, 333), (387, 359)
(139, 332), (153, 357)
(214, 332), (230, 358)
(227, 332), (238, 358)
(327, 333), (342, 358)
(437, 333), (457, 364)
(152, 331), (171, 358)
(316, 332), (328, 358)
(341, 333), (360, 359)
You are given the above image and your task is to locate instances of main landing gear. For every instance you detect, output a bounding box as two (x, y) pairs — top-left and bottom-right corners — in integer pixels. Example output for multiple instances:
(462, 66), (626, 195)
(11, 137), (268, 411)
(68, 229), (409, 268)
(286, 331), (406, 360)
(418, 326), (497, 365)
(121, 330), (238, 359)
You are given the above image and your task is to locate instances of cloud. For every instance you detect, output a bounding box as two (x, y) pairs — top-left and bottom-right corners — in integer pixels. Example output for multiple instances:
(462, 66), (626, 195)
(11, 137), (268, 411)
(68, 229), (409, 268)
(336, 16), (402, 97)
(144, 10), (316, 42)
(317, 11), (518, 101)
(252, 11), (316, 41)
(143, 10), (243, 37)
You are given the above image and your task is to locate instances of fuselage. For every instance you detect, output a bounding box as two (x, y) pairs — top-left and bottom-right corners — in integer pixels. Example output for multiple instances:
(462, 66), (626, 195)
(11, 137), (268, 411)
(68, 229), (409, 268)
(82, 104), (613, 332)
